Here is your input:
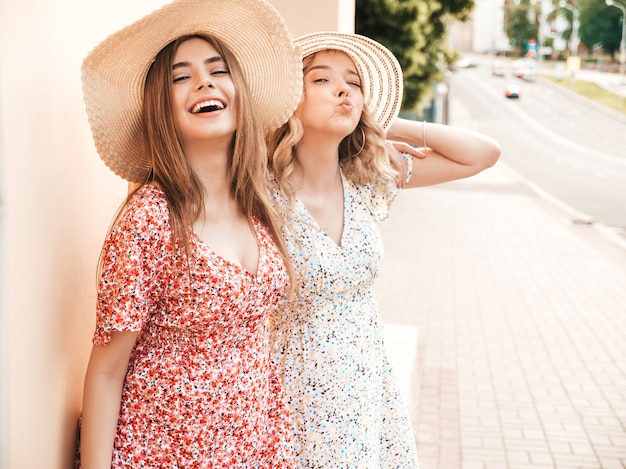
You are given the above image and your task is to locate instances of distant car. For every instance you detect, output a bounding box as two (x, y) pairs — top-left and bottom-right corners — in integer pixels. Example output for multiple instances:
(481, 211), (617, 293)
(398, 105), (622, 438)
(512, 58), (537, 81)
(491, 62), (506, 77)
(505, 83), (521, 98)
(455, 58), (478, 69)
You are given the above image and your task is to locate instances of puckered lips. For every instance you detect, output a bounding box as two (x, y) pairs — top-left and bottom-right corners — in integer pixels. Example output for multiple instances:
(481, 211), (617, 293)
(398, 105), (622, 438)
(338, 98), (353, 113)
(190, 99), (226, 114)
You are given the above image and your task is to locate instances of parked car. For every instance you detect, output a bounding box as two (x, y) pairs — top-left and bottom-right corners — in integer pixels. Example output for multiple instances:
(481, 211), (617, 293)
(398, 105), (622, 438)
(505, 83), (521, 98)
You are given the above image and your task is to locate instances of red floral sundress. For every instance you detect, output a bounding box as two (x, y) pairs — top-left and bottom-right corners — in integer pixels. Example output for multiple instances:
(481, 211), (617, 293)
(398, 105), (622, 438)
(89, 184), (295, 468)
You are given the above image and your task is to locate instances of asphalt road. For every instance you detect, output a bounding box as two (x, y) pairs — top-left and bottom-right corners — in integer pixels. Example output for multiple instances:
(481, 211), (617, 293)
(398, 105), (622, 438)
(447, 59), (626, 233)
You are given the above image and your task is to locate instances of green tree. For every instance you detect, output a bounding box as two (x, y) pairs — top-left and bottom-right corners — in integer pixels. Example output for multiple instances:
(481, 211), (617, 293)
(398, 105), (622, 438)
(504, 0), (541, 55)
(578, 0), (622, 59)
(546, 1), (574, 44)
(356, 0), (474, 111)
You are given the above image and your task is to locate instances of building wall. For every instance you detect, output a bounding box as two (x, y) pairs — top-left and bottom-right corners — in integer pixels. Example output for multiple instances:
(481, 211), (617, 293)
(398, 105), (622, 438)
(272, 0), (354, 36)
(0, 0), (351, 467)
(473, 0), (506, 53)
(448, 20), (475, 53)
(448, 0), (509, 54)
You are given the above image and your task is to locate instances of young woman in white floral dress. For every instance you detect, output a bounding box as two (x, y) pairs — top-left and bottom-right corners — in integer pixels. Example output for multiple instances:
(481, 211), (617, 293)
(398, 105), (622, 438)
(268, 32), (502, 468)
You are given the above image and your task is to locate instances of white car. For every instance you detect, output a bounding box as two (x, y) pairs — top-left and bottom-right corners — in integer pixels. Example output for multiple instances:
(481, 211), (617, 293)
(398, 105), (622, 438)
(505, 83), (522, 98)
(455, 58), (478, 69)
(492, 62), (506, 76)
(512, 58), (537, 81)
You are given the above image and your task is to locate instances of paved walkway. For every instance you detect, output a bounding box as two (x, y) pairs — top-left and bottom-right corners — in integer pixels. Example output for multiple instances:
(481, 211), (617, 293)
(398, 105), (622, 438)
(377, 161), (626, 469)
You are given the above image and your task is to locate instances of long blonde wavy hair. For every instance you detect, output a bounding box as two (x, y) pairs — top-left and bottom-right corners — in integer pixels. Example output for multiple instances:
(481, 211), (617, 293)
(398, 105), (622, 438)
(267, 51), (398, 200)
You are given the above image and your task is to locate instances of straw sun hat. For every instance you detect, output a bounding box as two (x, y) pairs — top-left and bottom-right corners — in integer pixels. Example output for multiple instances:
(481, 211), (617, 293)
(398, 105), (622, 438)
(295, 32), (403, 132)
(82, 0), (303, 182)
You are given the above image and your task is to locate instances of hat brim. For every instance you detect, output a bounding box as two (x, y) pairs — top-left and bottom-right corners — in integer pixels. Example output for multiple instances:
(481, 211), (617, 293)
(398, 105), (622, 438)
(295, 32), (403, 132)
(82, 0), (302, 182)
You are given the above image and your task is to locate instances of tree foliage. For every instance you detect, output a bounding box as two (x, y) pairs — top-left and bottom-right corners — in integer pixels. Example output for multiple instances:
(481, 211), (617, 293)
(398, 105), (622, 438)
(578, 0), (623, 58)
(504, 0), (623, 60)
(503, 0), (540, 55)
(356, 0), (474, 111)
(546, 2), (574, 43)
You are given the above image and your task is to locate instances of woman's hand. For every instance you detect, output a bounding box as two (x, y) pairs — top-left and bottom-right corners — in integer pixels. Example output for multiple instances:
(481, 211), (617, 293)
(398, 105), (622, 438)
(385, 141), (426, 188)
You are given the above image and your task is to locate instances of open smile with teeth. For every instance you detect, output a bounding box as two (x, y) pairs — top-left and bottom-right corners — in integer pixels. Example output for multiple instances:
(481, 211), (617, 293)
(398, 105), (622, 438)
(190, 99), (226, 114)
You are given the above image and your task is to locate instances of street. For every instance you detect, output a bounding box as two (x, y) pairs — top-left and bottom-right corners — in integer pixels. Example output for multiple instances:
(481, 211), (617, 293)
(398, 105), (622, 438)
(376, 60), (626, 468)
(448, 59), (626, 233)
(376, 65), (626, 466)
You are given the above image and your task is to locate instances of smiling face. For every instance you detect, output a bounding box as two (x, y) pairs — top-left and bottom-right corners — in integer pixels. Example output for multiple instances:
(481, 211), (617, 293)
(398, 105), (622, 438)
(170, 37), (237, 149)
(297, 50), (364, 141)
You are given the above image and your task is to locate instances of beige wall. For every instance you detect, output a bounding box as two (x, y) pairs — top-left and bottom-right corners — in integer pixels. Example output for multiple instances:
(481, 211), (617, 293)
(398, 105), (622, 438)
(0, 0), (352, 467)
(272, 0), (355, 36)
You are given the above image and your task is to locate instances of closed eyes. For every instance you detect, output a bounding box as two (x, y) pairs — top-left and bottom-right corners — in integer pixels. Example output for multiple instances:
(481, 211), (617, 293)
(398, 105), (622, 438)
(311, 77), (361, 88)
(173, 68), (229, 84)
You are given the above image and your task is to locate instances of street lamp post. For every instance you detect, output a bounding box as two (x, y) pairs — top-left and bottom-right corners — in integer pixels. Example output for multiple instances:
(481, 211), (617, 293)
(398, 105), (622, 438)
(538, 0), (545, 68)
(606, 0), (626, 77)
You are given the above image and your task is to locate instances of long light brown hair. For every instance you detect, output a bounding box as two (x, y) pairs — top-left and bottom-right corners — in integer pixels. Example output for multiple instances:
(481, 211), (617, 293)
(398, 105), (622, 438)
(105, 35), (293, 284)
(267, 51), (398, 201)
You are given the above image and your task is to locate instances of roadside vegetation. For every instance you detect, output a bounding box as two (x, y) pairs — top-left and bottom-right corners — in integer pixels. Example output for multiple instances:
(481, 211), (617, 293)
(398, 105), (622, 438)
(356, 0), (474, 111)
(542, 75), (626, 116)
(504, 0), (623, 61)
(354, 0), (625, 117)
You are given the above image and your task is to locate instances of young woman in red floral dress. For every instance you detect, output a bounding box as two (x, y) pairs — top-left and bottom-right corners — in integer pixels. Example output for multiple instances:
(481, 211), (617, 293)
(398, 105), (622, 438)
(77, 0), (302, 467)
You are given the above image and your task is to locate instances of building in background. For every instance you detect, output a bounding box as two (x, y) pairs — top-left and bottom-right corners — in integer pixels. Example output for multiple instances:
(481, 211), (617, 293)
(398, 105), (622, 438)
(448, 0), (511, 54)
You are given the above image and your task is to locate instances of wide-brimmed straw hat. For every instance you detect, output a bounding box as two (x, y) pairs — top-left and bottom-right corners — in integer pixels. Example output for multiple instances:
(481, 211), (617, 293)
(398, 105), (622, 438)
(295, 32), (403, 131)
(82, 0), (303, 182)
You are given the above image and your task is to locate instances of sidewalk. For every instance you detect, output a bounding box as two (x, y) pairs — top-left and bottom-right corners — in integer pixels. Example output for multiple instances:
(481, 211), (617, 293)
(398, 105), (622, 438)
(377, 161), (626, 469)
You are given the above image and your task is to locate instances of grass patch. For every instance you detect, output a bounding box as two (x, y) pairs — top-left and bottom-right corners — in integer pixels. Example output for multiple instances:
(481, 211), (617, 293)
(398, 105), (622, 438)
(542, 75), (626, 116)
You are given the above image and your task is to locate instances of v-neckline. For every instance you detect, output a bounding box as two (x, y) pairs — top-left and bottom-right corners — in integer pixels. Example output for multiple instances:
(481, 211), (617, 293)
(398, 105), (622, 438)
(294, 171), (347, 249)
(190, 218), (261, 278)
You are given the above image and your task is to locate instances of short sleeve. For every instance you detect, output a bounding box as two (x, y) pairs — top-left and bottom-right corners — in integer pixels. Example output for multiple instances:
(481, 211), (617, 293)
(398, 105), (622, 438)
(93, 187), (169, 346)
(362, 174), (400, 223)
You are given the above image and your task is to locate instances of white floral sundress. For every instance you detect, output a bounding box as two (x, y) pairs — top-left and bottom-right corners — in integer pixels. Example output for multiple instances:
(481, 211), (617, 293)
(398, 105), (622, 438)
(269, 173), (419, 468)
